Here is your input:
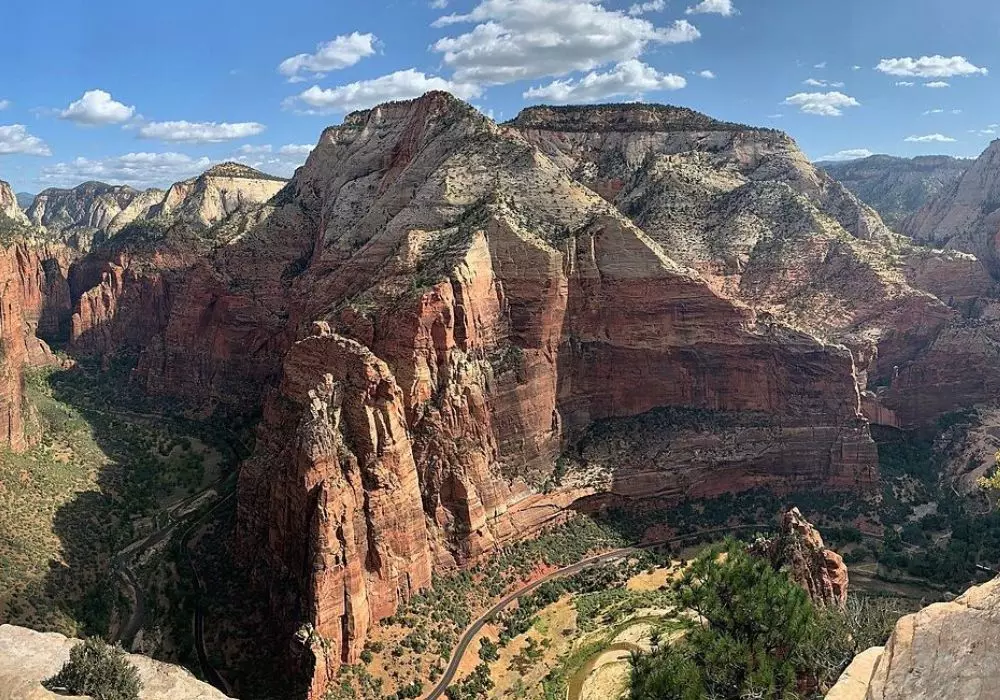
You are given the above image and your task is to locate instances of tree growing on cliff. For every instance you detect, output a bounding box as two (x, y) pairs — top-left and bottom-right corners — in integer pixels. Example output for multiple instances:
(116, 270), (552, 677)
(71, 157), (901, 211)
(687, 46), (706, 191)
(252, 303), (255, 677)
(628, 539), (850, 700)
(43, 637), (142, 700)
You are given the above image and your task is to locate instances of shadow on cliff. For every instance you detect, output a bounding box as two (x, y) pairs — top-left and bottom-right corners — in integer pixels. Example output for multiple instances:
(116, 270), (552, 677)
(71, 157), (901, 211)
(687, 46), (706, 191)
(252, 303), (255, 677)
(28, 356), (302, 698)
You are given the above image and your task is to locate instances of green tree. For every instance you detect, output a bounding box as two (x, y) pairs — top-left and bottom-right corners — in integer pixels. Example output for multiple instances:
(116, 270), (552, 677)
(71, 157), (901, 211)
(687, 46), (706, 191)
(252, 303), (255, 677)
(43, 637), (142, 700)
(629, 539), (850, 700)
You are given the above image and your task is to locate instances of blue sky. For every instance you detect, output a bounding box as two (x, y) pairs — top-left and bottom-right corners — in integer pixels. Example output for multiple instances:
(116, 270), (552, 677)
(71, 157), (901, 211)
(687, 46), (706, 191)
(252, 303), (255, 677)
(2, 0), (999, 192)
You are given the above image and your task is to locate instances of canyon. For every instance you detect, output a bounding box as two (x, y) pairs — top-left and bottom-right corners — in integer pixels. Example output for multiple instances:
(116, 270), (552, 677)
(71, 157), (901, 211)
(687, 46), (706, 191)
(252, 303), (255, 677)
(3, 94), (1000, 698)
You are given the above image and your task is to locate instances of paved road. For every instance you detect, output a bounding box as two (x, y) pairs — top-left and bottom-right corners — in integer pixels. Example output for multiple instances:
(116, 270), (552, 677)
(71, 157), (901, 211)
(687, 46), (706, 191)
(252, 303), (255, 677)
(423, 524), (763, 700)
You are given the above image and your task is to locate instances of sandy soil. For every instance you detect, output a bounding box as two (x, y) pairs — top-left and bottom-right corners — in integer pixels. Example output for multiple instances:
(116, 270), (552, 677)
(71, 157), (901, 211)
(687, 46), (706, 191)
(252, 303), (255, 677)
(579, 657), (630, 700)
(491, 595), (578, 697)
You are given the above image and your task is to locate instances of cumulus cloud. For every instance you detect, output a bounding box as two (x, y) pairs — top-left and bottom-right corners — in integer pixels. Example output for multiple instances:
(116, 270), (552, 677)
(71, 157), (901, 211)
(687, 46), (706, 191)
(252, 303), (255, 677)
(876, 55), (987, 78)
(137, 121), (266, 143)
(284, 69), (482, 114)
(925, 81), (950, 88)
(431, 0), (699, 85)
(0, 124), (51, 156)
(523, 60), (685, 102)
(628, 0), (664, 15)
(686, 0), (735, 16)
(697, 69), (716, 79)
(905, 133), (956, 143)
(819, 148), (874, 161)
(60, 90), (135, 125)
(38, 152), (212, 187)
(278, 32), (378, 82)
(783, 91), (860, 117)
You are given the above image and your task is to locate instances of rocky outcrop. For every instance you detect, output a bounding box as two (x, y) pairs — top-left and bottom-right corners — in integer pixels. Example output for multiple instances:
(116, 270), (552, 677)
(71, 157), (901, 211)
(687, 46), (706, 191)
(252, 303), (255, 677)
(819, 154), (971, 229)
(0, 181), (29, 227)
(828, 575), (1000, 699)
(749, 507), (849, 608)
(0, 624), (228, 699)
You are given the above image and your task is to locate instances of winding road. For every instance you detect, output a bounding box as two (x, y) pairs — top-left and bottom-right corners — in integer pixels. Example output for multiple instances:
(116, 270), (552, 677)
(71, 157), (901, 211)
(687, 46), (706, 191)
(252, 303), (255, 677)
(423, 524), (764, 700)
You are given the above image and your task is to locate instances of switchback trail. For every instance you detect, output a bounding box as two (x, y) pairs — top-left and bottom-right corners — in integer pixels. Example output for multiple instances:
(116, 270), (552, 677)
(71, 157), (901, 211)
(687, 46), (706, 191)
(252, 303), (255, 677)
(423, 524), (764, 700)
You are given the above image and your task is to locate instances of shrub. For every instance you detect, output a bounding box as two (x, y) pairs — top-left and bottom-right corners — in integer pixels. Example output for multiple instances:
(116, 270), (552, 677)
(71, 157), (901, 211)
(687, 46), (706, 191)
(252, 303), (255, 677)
(43, 637), (142, 700)
(629, 539), (851, 700)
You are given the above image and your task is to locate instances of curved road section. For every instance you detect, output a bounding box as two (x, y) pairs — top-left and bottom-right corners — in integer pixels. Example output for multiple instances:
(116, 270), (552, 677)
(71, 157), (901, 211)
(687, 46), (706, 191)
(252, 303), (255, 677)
(423, 525), (762, 700)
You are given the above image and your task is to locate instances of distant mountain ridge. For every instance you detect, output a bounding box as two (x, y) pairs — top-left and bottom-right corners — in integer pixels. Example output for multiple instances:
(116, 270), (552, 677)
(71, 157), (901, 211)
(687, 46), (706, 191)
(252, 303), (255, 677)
(818, 154), (972, 228)
(14, 193), (33, 210)
(25, 162), (287, 250)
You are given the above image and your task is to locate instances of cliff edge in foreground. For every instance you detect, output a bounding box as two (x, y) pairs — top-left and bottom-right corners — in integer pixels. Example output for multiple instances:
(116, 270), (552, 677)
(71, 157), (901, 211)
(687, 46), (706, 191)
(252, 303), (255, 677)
(0, 624), (228, 700)
(828, 575), (1000, 699)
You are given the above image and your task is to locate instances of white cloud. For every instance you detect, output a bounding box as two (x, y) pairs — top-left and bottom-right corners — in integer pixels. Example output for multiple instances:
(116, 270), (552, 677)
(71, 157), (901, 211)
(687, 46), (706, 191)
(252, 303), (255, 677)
(804, 78), (844, 87)
(38, 152), (213, 187)
(232, 143), (313, 178)
(895, 81), (915, 87)
(237, 144), (273, 155)
(278, 144), (313, 156)
(814, 61), (827, 69)
(285, 69), (482, 114)
(905, 133), (956, 143)
(0, 100), (9, 111)
(523, 60), (685, 102)
(767, 113), (783, 118)
(0, 124), (51, 156)
(819, 148), (874, 161)
(430, 0), (448, 7)
(137, 120), (266, 143)
(852, 65), (862, 71)
(697, 69), (716, 79)
(432, 0), (699, 85)
(925, 81), (950, 88)
(876, 55), (987, 78)
(923, 109), (944, 115)
(686, 0), (735, 16)
(783, 91), (860, 117)
(628, 0), (664, 14)
(278, 32), (378, 82)
(60, 89), (135, 125)
(952, 109), (963, 115)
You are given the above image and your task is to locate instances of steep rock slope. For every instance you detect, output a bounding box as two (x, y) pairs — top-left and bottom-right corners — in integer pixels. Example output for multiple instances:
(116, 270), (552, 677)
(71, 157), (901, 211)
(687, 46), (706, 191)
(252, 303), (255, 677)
(819, 154), (971, 228)
(0, 624), (228, 699)
(903, 140), (1000, 275)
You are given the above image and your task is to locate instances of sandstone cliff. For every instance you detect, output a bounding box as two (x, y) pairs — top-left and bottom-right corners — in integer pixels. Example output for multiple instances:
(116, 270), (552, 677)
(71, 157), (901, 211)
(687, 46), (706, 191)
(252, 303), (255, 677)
(827, 575), (1000, 699)
(819, 154), (971, 229)
(0, 624), (228, 700)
